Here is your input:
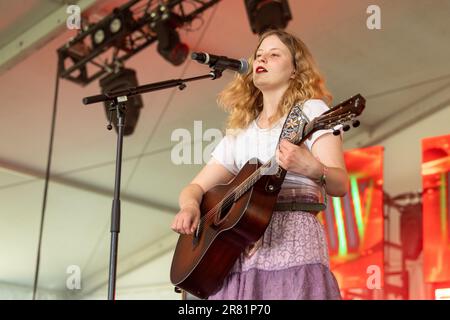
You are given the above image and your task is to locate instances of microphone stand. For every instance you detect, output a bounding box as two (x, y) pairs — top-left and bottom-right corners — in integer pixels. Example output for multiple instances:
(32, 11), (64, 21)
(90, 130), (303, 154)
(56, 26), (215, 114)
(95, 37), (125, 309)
(82, 68), (223, 300)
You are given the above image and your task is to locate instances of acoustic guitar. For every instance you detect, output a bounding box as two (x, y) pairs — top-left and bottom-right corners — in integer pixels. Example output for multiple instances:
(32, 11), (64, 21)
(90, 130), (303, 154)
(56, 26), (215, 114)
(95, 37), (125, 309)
(170, 94), (366, 299)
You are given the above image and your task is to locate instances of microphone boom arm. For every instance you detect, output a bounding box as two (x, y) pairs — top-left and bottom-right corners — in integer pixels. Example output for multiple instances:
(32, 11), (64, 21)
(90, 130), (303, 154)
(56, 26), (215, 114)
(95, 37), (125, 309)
(82, 70), (223, 105)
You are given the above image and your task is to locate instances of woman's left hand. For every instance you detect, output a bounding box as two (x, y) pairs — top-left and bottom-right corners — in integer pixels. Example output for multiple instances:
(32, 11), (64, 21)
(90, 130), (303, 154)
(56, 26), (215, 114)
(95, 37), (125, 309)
(276, 139), (322, 179)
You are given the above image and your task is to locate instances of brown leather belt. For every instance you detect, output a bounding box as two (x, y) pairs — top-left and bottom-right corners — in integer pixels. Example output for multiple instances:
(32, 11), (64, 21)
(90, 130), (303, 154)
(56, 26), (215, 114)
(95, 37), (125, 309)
(273, 202), (326, 212)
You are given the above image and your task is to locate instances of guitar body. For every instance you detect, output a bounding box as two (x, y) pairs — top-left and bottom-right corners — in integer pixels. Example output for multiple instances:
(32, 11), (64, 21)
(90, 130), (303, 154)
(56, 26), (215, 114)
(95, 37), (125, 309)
(170, 93), (366, 299)
(170, 159), (280, 299)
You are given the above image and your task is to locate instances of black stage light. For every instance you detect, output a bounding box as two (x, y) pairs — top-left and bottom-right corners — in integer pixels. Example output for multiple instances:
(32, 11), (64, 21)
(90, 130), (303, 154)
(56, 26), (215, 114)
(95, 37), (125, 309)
(151, 6), (189, 66)
(244, 0), (292, 35)
(155, 22), (189, 65)
(99, 68), (143, 136)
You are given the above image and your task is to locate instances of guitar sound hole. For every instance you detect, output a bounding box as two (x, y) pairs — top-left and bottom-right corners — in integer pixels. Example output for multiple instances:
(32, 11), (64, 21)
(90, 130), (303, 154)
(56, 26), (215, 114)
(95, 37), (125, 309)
(218, 200), (233, 221)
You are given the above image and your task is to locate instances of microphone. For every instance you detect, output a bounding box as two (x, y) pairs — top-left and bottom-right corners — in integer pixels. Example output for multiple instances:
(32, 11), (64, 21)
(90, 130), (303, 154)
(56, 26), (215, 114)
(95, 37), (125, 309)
(191, 52), (249, 74)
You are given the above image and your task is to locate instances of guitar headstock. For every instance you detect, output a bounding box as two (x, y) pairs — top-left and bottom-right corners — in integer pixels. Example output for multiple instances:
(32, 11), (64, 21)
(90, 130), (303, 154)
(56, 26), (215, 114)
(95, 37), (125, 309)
(307, 94), (366, 137)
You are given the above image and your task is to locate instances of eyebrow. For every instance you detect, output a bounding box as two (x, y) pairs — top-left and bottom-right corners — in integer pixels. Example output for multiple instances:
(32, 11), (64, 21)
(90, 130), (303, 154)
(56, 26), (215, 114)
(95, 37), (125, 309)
(256, 48), (282, 52)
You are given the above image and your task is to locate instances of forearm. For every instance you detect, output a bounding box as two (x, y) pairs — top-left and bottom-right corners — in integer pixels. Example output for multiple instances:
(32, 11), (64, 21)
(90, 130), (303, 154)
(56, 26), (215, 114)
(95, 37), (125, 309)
(178, 183), (204, 209)
(296, 154), (348, 197)
(280, 134), (348, 197)
(321, 166), (348, 197)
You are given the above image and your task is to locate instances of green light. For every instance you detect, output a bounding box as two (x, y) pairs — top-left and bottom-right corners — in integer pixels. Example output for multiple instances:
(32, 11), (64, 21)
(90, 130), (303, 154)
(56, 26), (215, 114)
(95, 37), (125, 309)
(350, 176), (364, 240)
(363, 179), (374, 227)
(440, 173), (448, 237)
(333, 197), (348, 257)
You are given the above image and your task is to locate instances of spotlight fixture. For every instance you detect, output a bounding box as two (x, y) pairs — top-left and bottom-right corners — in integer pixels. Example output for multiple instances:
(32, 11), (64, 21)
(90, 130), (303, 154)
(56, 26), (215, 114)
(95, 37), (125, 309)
(109, 17), (122, 34)
(244, 0), (292, 35)
(93, 29), (106, 45)
(99, 68), (143, 136)
(155, 22), (189, 65)
(151, 6), (189, 66)
(90, 8), (135, 48)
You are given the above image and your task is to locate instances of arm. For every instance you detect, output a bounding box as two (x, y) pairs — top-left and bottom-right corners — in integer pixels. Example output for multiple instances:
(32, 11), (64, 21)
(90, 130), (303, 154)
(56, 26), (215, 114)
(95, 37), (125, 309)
(171, 159), (235, 234)
(276, 133), (348, 197)
(310, 133), (348, 196)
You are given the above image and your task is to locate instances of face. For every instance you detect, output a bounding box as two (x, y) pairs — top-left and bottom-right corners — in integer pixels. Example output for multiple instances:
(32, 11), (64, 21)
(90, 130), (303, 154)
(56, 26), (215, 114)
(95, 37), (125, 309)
(252, 34), (295, 92)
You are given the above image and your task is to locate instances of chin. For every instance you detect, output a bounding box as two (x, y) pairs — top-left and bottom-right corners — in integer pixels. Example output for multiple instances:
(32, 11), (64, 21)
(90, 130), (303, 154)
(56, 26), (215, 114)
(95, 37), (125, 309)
(253, 80), (271, 91)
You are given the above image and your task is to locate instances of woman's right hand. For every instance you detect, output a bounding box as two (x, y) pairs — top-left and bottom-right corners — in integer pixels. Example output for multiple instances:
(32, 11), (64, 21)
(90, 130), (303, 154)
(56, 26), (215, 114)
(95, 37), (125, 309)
(171, 205), (201, 235)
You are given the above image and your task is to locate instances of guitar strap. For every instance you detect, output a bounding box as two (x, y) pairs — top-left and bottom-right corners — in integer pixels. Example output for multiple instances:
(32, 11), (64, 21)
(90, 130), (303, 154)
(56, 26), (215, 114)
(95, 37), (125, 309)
(278, 102), (309, 143)
(276, 101), (327, 212)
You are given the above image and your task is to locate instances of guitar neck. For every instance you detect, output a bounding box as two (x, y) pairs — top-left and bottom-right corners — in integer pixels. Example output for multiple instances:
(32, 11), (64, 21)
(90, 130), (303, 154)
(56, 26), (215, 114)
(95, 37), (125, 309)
(225, 93), (366, 206)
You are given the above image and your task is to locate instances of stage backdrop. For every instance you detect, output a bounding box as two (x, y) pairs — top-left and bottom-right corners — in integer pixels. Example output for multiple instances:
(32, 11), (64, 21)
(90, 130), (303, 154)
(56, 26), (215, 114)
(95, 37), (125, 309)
(319, 146), (384, 291)
(422, 134), (450, 286)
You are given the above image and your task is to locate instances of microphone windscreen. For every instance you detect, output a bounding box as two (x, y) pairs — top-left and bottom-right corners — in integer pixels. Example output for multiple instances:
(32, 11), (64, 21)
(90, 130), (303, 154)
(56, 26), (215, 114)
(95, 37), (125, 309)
(191, 52), (200, 60)
(238, 58), (249, 74)
(191, 52), (207, 63)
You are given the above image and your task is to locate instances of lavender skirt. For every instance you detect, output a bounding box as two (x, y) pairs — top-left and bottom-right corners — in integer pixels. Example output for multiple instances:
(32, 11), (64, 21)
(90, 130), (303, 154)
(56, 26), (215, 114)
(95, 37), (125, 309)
(208, 211), (341, 300)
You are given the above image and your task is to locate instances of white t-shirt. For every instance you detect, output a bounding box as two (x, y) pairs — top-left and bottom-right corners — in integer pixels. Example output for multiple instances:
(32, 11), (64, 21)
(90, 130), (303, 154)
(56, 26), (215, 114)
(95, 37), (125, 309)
(210, 99), (334, 201)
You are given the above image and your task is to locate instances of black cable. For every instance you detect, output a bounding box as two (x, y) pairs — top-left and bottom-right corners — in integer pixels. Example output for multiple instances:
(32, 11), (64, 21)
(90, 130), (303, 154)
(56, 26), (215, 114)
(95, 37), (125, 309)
(32, 63), (61, 300)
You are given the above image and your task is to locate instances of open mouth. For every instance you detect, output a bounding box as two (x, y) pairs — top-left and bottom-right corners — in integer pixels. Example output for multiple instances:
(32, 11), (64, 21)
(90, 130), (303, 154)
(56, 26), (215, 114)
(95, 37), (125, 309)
(255, 66), (268, 73)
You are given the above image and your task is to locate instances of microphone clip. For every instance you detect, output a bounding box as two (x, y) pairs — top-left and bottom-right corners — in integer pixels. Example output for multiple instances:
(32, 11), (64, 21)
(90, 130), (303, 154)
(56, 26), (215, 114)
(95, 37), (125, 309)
(209, 68), (224, 80)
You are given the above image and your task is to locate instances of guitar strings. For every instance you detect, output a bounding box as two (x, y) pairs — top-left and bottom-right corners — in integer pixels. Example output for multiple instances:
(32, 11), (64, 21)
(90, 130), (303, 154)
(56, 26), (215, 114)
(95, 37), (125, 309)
(195, 129), (304, 233)
(196, 159), (274, 233)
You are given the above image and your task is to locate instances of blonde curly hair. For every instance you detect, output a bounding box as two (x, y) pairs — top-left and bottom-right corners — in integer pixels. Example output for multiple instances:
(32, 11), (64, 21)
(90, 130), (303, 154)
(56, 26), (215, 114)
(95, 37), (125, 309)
(217, 29), (332, 130)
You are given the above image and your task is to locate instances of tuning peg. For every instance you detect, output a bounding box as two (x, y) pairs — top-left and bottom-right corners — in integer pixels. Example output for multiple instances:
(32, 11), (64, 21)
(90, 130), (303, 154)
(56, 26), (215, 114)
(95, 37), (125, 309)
(352, 120), (360, 128)
(333, 129), (341, 136)
(343, 124), (351, 132)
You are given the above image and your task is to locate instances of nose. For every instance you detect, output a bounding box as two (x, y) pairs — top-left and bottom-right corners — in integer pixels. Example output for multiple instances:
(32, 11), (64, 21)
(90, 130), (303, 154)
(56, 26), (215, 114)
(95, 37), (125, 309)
(256, 53), (267, 63)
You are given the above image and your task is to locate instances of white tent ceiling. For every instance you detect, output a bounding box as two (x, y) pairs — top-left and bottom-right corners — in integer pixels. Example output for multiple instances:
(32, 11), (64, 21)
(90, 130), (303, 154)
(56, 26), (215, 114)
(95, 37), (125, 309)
(0, 0), (449, 298)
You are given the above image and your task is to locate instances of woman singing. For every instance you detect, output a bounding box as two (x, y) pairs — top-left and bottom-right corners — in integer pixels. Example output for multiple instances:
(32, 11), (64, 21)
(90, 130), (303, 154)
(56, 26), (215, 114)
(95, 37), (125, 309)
(171, 29), (347, 299)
